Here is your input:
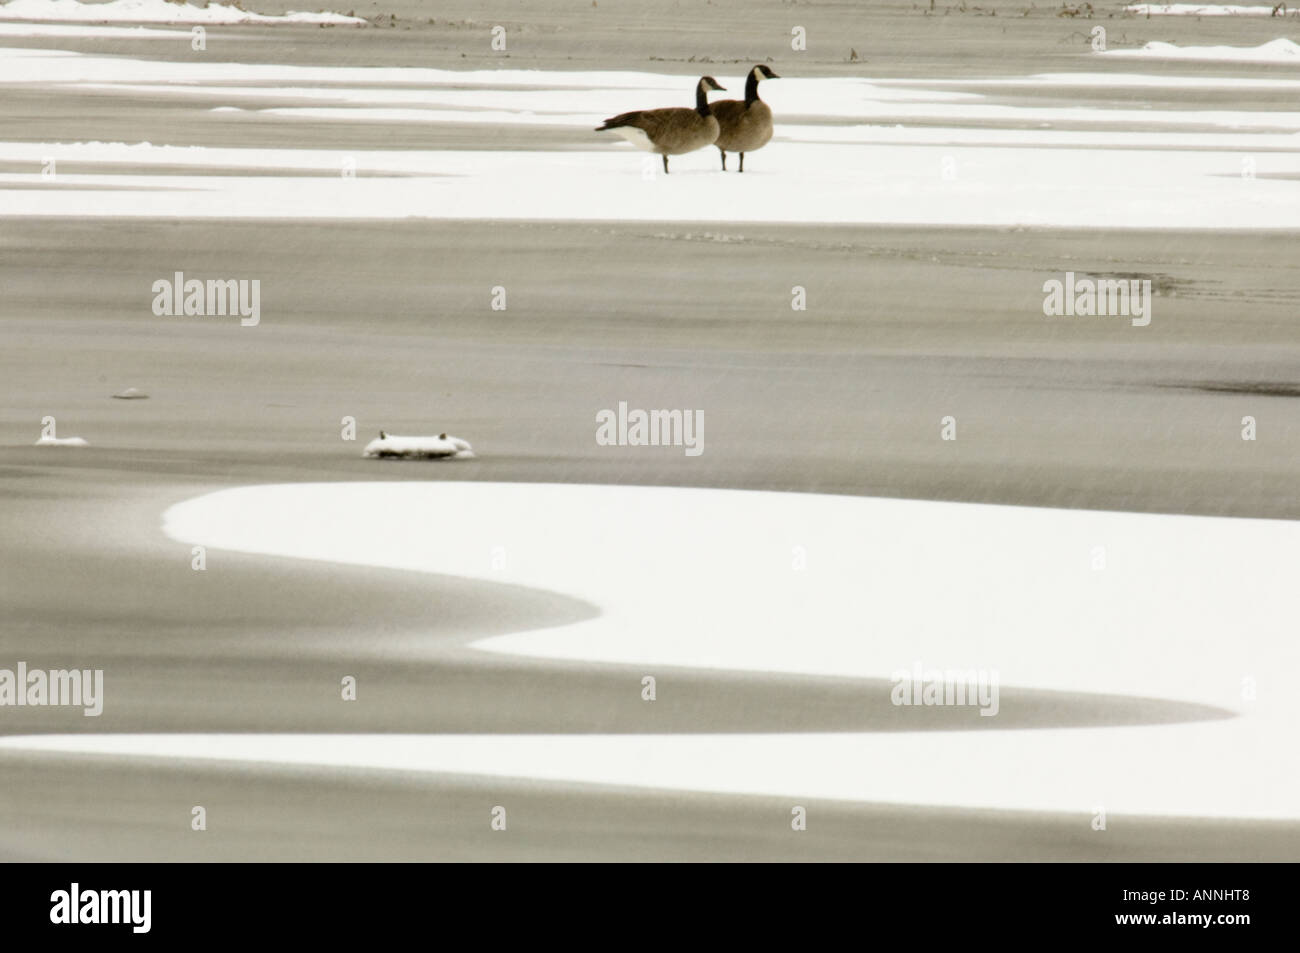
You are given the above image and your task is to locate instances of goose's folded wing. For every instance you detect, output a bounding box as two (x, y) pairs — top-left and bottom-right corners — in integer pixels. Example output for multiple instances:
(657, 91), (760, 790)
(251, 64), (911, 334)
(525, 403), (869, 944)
(709, 100), (746, 126)
(602, 107), (693, 139)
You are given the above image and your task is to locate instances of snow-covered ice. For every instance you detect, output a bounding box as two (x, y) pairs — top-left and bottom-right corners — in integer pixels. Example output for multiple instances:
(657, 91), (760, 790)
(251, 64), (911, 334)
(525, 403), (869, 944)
(362, 434), (474, 460)
(57, 480), (1288, 820)
(1, 142), (1294, 228)
(0, 0), (365, 26)
(0, 20), (185, 36)
(1, 47), (1298, 228)
(1126, 3), (1295, 15)
(1105, 37), (1300, 63)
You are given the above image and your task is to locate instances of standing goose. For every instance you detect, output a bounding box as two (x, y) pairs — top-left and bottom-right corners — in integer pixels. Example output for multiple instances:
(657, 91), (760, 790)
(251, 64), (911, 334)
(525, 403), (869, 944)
(596, 76), (726, 174)
(712, 65), (780, 172)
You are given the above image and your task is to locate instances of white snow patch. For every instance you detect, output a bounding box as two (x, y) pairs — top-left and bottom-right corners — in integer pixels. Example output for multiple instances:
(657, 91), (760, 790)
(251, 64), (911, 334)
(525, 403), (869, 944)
(884, 71), (1300, 91)
(1106, 37), (1300, 64)
(34, 434), (87, 446)
(49, 72), (1300, 131)
(1126, 3), (1295, 15)
(0, 19), (184, 35)
(1, 142), (1296, 228)
(68, 480), (1295, 819)
(0, 0), (366, 26)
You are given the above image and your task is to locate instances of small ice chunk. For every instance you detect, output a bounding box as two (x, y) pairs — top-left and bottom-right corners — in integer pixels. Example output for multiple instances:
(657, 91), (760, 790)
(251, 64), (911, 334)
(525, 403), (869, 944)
(112, 387), (149, 399)
(362, 432), (474, 460)
(35, 435), (88, 447)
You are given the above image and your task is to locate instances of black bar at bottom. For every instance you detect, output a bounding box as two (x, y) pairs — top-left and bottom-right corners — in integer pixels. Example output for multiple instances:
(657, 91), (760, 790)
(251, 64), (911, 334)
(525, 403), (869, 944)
(2, 862), (1283, 941)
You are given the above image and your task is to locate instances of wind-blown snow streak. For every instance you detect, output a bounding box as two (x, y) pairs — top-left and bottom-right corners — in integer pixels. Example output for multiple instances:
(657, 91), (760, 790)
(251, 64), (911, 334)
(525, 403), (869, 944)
(0, 0), (365, 25)
(1, 142), (1294, 227)
(0, 20), (185, 36)
(883, 71), (1300, 91)
(1126, 3), (1295, 15)
(1105, 37), (1300, 64)
(33, 435), (87, 446)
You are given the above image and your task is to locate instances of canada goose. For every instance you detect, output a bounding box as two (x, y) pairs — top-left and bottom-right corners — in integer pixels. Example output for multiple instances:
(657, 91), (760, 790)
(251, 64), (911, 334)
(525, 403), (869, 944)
(596, 76), (726, 174)
(712, 65), (780, 172)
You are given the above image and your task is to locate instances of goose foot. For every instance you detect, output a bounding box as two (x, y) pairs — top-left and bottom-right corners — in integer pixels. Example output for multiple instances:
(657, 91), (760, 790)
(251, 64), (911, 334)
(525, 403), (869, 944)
(662, 154), (669, 175)
(739, 153), (745, 173)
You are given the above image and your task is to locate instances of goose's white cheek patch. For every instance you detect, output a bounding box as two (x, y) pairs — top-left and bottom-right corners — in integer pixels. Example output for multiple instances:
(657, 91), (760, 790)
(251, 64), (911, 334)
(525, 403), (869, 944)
(609, 126), (656, 152)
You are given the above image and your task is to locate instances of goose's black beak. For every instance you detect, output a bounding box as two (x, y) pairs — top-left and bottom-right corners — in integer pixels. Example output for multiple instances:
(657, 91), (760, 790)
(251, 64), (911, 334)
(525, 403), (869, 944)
(767, 70), (781, 79)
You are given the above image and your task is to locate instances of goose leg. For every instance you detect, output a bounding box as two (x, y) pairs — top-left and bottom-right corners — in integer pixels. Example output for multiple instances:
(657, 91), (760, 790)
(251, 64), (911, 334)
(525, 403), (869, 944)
(718, 147), (727, 171)
(662, 154), (669, 175)
(739, 152), (745, 173)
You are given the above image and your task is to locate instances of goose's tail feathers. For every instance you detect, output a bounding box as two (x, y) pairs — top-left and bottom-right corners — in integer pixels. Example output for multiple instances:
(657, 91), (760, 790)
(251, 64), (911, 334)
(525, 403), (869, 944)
(595, 111), (641, 132)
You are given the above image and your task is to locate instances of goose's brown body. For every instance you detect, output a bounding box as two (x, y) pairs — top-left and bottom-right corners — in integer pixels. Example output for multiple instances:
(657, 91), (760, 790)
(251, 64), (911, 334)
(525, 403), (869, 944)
(596, 76), (725, 173)
(600, 108), (721, 156)
(712, 99), (774, 155)
(713, 65), (780, 172)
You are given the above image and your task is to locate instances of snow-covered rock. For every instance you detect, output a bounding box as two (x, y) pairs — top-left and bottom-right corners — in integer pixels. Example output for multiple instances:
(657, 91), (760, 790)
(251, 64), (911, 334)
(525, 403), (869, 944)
(362, 433), (474, 460)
